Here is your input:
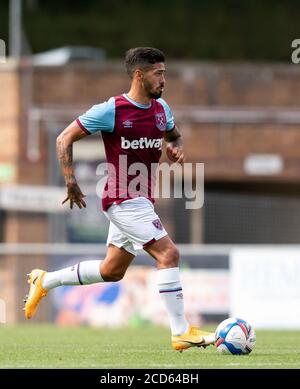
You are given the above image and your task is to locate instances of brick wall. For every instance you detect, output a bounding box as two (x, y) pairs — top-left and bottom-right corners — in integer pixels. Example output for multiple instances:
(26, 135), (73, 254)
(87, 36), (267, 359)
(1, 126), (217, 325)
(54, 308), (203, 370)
(32, 61), (300, 107)
(0, 63), (20, 172)
(28, 61), (300, 183)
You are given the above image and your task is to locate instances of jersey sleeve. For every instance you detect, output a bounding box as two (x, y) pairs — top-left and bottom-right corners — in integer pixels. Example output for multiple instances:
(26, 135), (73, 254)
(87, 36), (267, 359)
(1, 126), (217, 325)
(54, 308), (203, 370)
(76, 97), (115, 135)
(157, 98), (175, 132)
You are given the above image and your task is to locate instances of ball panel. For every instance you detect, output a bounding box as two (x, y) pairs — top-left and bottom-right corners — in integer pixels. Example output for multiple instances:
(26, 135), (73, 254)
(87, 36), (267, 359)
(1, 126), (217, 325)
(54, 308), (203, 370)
(215, 337), (225, 348)
(245, 327), (256, 353)
(237, 322), (249, 338)
(215, 317), (237, 339)
(223, 340), (243, 355)
(216, 343), (231, 354)
(236, 318), (252, 337)
(225, 325), (247, 353)
(217, 322), (236, 340)
(226, 325), (247, 342)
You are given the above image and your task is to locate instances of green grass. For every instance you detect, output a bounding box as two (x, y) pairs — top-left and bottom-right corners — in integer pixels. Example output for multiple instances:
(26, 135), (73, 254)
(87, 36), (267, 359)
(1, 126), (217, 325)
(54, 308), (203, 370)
(0, 324), (300, 369)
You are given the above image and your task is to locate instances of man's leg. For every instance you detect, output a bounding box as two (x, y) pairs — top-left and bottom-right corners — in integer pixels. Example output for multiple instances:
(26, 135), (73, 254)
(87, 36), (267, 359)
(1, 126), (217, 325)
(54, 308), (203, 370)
(101, 197), (214, 350)
(144, 235), (215, 351)
(24, 244), (134, 319)
(144, 235), (187, 334)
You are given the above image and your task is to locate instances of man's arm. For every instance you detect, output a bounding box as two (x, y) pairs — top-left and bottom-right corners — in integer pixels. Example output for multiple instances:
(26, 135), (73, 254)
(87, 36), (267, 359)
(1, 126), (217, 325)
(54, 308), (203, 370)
(164, 126), (186, 164)
(56, 120), (88, 209)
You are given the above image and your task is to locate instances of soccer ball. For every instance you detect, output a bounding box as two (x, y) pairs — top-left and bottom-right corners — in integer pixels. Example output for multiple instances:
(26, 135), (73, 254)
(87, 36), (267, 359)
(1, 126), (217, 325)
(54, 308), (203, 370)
(215, 317), (256, 355)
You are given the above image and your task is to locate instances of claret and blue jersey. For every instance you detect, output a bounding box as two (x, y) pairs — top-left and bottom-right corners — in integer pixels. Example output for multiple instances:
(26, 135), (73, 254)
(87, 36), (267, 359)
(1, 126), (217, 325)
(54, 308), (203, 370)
(76, 94), (175, 135)
(76, 94), (176, 210)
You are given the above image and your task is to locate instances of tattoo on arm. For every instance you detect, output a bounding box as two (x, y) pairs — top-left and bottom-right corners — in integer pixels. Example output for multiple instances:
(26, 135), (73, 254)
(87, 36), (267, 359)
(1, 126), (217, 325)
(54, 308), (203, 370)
(164, 127), (183, 148)
(57, 134), (76, 186)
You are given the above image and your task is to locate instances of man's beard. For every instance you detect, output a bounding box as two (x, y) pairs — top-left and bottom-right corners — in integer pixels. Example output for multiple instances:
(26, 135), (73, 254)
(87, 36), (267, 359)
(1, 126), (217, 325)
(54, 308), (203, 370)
(143, 80), (163, 99)
(148, 90), (162, 99)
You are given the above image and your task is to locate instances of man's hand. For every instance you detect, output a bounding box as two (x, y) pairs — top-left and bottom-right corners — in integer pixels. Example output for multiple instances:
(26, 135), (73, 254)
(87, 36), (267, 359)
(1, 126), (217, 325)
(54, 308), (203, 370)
(62, 182), (87, 209)
(166, 145), (186, 164)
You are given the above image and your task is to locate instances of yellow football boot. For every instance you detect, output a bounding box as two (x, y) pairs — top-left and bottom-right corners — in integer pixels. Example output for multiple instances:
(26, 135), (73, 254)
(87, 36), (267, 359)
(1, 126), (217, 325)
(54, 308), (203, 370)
(172, 325), (215, 351)
(24, 269), (48, 319)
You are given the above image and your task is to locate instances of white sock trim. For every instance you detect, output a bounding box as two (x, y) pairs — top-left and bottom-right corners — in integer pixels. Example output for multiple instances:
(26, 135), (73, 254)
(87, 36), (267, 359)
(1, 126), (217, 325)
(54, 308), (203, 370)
(157, 267), (180, 285)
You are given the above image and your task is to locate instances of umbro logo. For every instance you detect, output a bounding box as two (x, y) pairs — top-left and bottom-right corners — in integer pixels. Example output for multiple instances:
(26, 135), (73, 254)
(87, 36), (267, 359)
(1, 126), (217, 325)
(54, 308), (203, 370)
(123, 120), (133, 128)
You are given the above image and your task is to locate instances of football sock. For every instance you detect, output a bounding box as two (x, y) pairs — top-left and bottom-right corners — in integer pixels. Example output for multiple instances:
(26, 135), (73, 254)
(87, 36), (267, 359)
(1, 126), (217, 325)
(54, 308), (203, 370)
(42, 260), (104, 290)
(157, 267), (189, 336)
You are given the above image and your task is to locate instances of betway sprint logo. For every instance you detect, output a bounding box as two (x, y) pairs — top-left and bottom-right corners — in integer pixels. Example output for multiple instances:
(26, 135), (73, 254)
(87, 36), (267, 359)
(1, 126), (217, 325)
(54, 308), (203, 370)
(121, 137), (162, 150)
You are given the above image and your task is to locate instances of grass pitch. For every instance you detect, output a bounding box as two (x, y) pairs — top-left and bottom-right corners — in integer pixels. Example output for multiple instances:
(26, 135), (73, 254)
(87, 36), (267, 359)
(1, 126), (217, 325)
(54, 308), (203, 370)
(0, 324), (300, 369)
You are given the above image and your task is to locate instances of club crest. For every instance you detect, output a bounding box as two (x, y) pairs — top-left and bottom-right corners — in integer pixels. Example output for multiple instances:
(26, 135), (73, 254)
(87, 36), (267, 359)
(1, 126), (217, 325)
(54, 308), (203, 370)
(152, 218), (163, 230)
(155, 112), (167, 131)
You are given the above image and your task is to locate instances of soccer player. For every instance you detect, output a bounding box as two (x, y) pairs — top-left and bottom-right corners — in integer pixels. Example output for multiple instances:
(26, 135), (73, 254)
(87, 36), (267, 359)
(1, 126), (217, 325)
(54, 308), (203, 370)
(24, 47), (215, 351)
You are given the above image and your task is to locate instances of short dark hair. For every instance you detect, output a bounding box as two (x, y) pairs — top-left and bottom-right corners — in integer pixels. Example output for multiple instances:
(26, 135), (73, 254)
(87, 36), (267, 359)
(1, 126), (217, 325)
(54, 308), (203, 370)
(125, 47), (165, 78)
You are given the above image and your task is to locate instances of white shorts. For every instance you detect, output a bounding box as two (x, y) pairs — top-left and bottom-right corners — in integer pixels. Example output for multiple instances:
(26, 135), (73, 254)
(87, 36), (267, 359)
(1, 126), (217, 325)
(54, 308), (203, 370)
(104, 197), (168, 256)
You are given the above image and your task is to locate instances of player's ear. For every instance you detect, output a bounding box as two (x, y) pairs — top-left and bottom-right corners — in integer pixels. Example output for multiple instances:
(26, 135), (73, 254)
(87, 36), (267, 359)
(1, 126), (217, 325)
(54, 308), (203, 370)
(135, 68), (144, 81)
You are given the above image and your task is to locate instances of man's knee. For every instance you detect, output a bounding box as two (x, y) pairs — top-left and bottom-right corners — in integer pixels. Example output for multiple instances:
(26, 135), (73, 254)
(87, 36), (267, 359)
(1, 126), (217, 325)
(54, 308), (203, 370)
(161, 245), (180, 267)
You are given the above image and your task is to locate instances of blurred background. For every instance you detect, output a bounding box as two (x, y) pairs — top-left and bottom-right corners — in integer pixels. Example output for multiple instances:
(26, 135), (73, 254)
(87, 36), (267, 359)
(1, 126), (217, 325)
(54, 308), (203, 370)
(1, 0), (300, 330)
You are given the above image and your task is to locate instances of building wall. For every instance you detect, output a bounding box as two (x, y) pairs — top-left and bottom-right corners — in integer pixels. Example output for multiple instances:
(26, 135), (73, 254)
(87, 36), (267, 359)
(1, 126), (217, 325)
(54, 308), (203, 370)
(32, 61), (300, 106)
(0, 63), (20, 182)
(30, 61), (300, 182)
